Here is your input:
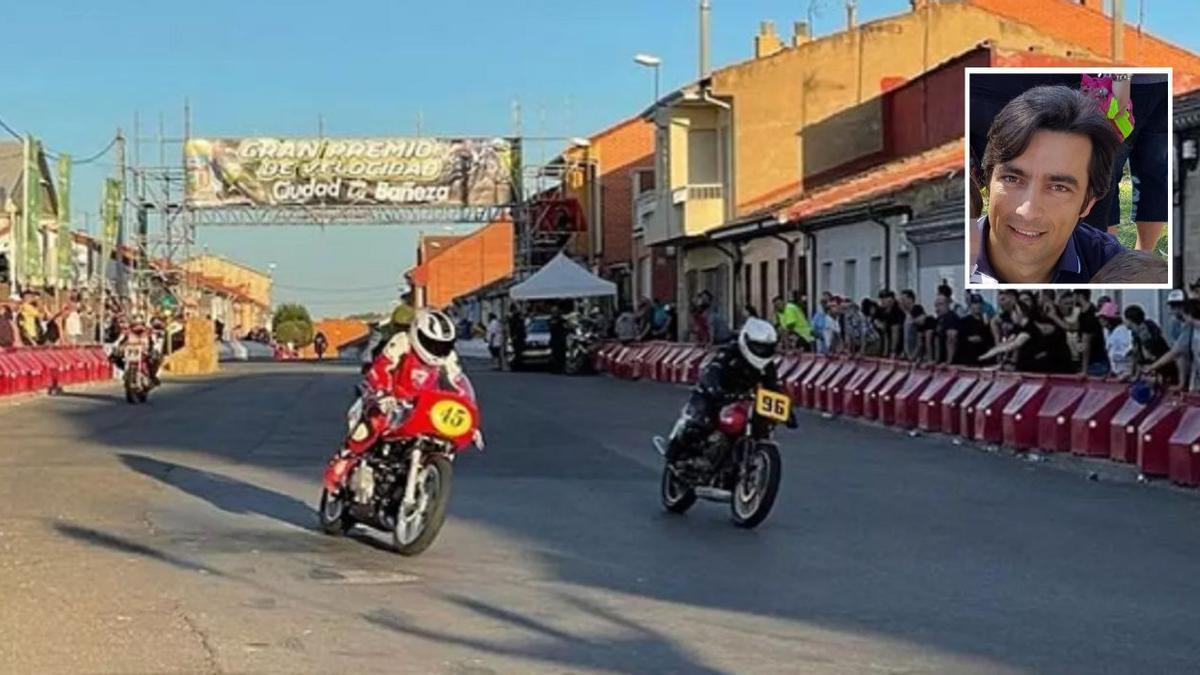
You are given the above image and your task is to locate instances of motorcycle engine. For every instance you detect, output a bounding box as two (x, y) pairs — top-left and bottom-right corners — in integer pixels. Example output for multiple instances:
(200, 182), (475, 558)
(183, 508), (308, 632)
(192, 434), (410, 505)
(702, 431), (731, 464)
(349, 464), (376, 504)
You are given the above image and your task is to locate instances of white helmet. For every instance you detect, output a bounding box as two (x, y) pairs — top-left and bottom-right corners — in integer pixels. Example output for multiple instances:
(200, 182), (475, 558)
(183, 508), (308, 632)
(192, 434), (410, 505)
(410, 308), (457, 367)
(738, 317), (778, 372)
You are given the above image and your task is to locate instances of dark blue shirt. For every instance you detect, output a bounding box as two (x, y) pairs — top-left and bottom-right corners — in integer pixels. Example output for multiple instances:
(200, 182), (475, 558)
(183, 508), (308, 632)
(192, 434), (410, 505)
(970, 215), (1123, 284)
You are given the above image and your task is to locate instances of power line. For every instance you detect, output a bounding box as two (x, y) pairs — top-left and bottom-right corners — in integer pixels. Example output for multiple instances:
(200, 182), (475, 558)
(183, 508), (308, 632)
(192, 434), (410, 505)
(0, 115), (21, 140)
(0, 112), (119, 164)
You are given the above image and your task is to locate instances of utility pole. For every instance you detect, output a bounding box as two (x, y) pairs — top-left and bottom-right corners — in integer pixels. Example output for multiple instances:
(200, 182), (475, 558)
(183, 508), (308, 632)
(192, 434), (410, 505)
(1112, 0), (1125, 62)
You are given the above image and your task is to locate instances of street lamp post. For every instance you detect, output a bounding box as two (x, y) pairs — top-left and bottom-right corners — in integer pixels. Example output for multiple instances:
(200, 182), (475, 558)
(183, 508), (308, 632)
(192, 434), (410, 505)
(634, 54), (662, 105)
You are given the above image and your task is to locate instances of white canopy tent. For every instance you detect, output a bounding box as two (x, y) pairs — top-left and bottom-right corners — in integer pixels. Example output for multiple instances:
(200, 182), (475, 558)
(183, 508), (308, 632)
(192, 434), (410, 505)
(509, 252), (617, 301)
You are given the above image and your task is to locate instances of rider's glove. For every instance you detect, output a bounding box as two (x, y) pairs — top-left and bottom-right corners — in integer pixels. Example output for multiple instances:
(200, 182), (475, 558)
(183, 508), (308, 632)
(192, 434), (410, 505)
(472, 429), (485, 451)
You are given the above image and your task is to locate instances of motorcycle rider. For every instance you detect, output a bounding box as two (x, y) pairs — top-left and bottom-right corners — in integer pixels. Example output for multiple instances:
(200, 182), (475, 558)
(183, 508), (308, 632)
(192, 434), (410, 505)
(327, 308), (477, 489)
(111, 313), (162, 386)
(659, 317), (794, 467)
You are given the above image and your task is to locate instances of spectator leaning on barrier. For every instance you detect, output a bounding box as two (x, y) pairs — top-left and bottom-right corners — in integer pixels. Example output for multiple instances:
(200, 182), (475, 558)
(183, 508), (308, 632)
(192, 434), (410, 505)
(1100, 301), (1134, 378)
(899, 289), (919, 360)
(1075, 289), (1110, 377)
(876, 290), (905, 358)
(811, 294), (831, 354)
(956, 294), (996, 367)
(1147, 299), (1200, 392)
(932, 295), (959, 364)
(0, 306), (15, 348)
(910, 304), (936, 362)
(773, 295), (813, 351)
(1165, 289), (1188, 345)
(1125, 304), (1174, 384)
(614, 305), (638, 344)
(981, 299), (1073, 374)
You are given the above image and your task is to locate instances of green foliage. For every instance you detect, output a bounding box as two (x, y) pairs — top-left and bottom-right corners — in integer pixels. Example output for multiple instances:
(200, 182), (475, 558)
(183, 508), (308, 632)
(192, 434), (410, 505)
(273, 303), (312, 327)
(1113, 176), (1169, 257)
(274, 320), (314, 347)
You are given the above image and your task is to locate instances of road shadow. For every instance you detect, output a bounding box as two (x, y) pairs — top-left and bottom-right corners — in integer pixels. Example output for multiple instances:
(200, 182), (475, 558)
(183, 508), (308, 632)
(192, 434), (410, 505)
(119, 453), (315, 531)
(53, 522), (229, 577)
(364, 590), (729, 675)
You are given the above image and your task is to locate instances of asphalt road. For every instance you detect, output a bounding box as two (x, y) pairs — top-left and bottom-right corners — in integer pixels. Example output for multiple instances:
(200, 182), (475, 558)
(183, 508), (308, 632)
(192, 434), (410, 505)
(2, 361), (1200, 674)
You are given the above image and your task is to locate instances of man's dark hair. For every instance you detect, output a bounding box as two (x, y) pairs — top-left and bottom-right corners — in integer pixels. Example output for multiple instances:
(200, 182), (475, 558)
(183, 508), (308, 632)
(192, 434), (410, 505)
(999, 289), (1017, 298)
(901, 289), (916, 301)
(1074, 288), (1092, 301)
(878, 289), (895, 300)
(1124, 305), (1146, 324)
(982, 85), (1120, 207)
(772, 295), (783, 303)
(911, 304), (926, 318)
(936, 284), (953, 299)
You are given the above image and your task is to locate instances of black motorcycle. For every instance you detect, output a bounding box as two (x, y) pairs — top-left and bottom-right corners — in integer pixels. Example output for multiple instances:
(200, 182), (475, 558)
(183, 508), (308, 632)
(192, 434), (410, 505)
(653, 387), (793, 528)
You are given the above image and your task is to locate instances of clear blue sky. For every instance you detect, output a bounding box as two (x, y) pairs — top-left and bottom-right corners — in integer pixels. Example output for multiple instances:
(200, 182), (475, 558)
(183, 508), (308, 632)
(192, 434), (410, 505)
(5, 0), (1197, 317)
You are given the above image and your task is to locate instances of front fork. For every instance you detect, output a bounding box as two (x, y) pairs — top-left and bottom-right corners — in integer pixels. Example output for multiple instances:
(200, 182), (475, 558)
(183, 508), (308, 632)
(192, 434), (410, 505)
(401, 448), (423, 510)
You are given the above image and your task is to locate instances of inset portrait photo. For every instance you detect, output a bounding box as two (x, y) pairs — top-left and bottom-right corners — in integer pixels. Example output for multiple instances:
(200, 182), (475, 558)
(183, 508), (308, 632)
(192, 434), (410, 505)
(965, 68), (1172, 288)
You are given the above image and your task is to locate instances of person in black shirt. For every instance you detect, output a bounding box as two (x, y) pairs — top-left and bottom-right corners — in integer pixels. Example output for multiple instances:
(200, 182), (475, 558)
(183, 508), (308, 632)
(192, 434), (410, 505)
(876, 289), (906, 358)
(1074, 289), (1110, 376)
(932, 295), (959, 364)
(506, 305), (526, 370)
(909, 304), (936, 362)
(981, 302), (1074, 374)
(955, 294), (996, 366)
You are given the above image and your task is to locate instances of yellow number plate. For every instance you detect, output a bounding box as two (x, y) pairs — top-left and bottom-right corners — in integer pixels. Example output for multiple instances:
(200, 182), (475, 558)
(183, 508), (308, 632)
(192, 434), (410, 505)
(755, 388), (792, 423)
(430, 400), (474, 438)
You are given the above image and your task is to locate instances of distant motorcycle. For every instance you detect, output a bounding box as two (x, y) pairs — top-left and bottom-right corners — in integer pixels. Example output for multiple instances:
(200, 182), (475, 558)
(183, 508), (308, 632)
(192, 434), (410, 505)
(653, 387), (791, 528)
(121, 344), (155, 404)
(563, 324), (600, 376)
(319, 374), (483, 556)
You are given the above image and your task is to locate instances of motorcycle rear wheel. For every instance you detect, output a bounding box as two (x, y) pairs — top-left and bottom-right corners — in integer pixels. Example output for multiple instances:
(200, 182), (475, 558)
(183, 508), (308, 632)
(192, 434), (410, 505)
(660, 463), (697, 514)
(392, 456), (453, 556)
(730, 443), (782, 529)
(318, 488), (356, 536)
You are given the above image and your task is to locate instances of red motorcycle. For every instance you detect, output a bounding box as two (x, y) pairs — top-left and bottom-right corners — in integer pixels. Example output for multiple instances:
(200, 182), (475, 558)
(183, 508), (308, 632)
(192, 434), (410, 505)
(654, 387), (790, 528)
(319, 373), (481, 556)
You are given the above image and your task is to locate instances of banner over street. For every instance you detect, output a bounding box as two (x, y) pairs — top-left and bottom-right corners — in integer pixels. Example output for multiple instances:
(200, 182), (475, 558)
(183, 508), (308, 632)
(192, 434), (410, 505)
(184, 137), (518, 209)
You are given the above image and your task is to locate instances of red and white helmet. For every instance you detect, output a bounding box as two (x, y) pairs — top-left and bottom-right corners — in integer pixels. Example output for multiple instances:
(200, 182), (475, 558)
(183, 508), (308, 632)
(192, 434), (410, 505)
(409, 308), (457, 367)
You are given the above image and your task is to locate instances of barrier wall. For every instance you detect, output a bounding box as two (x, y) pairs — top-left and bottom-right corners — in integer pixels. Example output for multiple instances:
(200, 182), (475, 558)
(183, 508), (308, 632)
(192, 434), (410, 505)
(596, 342), (1200, 488)
(0, 345), (113, 399)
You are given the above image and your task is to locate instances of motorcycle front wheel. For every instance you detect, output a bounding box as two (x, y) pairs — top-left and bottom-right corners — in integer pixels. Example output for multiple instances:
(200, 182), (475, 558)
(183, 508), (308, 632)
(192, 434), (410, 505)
(392, 456), (453, 556)
(318, 488), (356, 536)
(660, 463), (696, 514)
(730, 443), (782, 529)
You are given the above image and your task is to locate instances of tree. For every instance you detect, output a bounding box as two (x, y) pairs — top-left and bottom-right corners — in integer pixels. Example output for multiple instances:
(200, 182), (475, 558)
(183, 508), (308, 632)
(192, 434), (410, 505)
(272, 303), (314, 347)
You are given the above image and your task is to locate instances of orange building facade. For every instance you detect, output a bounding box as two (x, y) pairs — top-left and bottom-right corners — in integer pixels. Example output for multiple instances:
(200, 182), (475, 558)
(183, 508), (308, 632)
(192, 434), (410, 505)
(408, 220), (514, 309)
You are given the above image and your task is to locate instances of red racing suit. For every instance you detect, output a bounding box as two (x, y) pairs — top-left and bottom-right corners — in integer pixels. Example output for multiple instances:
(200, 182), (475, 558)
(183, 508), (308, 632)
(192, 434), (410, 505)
(324, 347), (472, 490)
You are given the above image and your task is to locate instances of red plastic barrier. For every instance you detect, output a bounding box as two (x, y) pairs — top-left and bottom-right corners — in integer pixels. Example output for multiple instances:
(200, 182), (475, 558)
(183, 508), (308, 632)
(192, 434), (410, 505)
(974, 373), (1021, 444)
(817, 360), (858, 412)
(855, 363), (897, 420)
(1110, 395), (1159, 464)
(892, 366), (934, 429)
(916, 369), (958, 432)
(940, 370), (982, 436)
(776, 354), (803, 382)
(784, 357), (817, 401)
(797, 359), (831, 409)
(1002, 375), (1050, 450)
(0, 351), (18, 395)
(1167, 402), (1200, 487)
(631, 343), (665, 380)
(866, 368), (910, 422)
(650, 344), (681, 381)
(1138, 395), (1187, 478)
(836, 360), (879, 417)
(958, 371), (997, 440)
(1035, 376), (1088, 453)
(1069, 381), (1129, 457)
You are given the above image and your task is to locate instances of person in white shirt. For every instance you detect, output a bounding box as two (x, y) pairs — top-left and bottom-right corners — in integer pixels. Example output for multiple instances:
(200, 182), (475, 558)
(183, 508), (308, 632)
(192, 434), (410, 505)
(1100, 301), (1132, 378)
(64, 304), (83, 345)
(485, 313), (502, 368)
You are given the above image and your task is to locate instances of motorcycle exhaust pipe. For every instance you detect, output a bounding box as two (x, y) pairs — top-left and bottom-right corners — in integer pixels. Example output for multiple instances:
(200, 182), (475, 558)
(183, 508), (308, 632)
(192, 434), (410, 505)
(695, 487), (732, 503)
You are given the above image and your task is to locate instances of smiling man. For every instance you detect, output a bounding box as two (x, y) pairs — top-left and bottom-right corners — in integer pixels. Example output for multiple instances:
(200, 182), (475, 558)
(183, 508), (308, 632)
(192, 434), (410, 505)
(971, 85), (1124, 285)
